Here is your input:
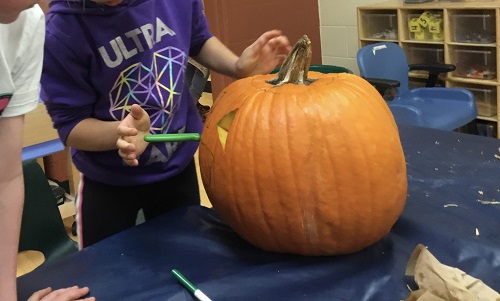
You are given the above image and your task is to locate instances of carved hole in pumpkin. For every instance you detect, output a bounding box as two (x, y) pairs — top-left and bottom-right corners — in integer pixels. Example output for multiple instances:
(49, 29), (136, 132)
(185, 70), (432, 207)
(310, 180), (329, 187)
(217, 109), (237, 150)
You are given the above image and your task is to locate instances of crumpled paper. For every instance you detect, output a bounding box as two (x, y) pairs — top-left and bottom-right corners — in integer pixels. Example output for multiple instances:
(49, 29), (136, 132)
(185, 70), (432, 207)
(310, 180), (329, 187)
(404, 244), (500, 301)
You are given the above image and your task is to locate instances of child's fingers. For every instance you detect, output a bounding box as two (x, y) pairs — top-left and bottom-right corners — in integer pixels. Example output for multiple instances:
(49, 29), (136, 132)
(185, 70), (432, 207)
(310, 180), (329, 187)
(27, 287), (52, 301)
(116, 138), (136, 152)
(118, 147), (138, 160)
(123, 158), (138, 166)
(117, 146), (138, 166)
(117, 126), (138, 136)
(273, 35), (291, 53)
(130, 103), (146, 120)
(57, 285), (90, 299)
(249, 30), (282, 52)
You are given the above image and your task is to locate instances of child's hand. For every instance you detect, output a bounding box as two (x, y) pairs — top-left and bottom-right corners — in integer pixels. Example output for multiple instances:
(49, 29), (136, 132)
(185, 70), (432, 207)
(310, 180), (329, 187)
(116, 104), (151, 166)
(236, 29), (291, 77)
(27, 286), (95, 301)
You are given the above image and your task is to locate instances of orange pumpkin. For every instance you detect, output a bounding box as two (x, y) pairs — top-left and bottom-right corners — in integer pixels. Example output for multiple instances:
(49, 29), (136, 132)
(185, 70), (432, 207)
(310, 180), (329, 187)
(198, 36), (407, 256)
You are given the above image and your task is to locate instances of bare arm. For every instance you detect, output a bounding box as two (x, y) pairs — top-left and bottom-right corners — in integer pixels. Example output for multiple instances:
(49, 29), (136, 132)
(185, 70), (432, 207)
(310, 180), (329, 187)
(193, 36), (239, 78)
(0, 115), (25, 301)
(0, 117), (97, 301)
(66, 118), (121, 151)
(194, 29), (291, 79)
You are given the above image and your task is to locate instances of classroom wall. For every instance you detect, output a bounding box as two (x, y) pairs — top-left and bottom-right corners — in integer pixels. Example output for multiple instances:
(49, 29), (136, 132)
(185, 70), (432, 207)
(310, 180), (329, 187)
(318, 0), (386, 74)
(204, 0), (322, 98)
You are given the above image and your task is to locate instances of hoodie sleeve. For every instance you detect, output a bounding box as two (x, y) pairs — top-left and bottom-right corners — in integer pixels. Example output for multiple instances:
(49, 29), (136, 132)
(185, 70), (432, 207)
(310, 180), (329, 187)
(41, 24), (97, 145)
(189, 0), (213, 57)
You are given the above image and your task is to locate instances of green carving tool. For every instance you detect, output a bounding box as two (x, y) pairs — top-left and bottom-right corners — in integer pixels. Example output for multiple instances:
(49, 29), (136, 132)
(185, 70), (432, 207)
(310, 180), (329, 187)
(144, 133), (201, 142)
(171, 269), (212, 301)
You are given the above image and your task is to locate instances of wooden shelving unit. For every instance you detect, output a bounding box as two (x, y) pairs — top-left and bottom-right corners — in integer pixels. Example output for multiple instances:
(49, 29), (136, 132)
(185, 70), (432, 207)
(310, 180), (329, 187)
(358, 0), (500, 137)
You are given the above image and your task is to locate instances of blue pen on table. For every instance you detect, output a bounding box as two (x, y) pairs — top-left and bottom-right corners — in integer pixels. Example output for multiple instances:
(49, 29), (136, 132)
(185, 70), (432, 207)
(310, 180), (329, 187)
(171, 269), (213, 301)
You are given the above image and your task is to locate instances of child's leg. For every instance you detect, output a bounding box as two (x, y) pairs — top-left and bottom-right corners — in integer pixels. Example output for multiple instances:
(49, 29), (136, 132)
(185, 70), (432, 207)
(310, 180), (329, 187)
(142, 160), (201, 220)
(76, 176), (140, 248)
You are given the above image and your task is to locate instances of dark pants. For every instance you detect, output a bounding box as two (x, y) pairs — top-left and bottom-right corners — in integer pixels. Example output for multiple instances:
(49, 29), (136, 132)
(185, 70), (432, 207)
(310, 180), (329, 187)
(76, 160), (201, 248)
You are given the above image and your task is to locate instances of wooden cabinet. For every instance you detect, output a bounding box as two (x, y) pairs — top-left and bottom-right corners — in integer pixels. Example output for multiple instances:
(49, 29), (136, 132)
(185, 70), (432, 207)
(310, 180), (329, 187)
(358, 0), (500, 137)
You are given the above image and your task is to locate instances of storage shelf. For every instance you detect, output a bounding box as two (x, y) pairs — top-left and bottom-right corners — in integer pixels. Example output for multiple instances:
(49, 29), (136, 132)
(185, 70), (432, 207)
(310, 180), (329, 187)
(360, 38), (399, 43)
(448, 42), (497, 47)
(477, 115), (498, 122)
(408, 72), (447, 80)
(401, 40), (445, 45)
(358, 0), (500, 138)
(448, 77), (498, 86)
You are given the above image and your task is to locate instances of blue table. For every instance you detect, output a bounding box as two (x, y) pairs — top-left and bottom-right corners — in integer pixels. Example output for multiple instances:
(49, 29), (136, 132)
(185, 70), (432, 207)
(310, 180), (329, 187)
(21, 100), (65, 162)
(17, 125), (500, 300)
(22, 138), (64, 162)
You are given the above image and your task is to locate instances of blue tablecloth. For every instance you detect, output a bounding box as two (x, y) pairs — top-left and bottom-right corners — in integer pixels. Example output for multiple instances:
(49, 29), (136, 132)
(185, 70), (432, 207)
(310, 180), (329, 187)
(17, 125), (500, 300)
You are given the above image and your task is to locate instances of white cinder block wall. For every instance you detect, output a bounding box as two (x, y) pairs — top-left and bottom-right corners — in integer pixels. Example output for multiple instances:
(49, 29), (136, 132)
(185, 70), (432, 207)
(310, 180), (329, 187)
(318, 0), (386, 75)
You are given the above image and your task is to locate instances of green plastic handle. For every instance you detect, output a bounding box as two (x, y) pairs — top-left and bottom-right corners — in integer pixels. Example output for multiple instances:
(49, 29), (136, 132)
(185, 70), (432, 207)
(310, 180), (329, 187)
(144, 133), (201, 142)
(171, 269), (197, 294)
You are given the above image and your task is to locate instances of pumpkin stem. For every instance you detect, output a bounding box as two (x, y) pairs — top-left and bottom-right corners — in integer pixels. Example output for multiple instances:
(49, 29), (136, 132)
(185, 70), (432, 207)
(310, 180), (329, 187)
(267, 35), (316, 86)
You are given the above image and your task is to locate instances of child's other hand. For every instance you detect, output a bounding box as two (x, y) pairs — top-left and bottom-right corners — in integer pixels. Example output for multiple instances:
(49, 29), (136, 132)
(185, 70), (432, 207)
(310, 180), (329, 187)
(236, 29), (291, 77)
(27, 286), (95, 301)
(116, 104), (151, 166)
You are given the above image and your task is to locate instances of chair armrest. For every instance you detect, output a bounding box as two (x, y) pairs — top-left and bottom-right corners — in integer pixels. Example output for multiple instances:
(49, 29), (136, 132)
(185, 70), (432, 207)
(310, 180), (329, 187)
(363, 77), (401, 97)
(409, 63), (456, 74)
(409, 64), (456, 87)
(388, 103), (425, 128)
(363, 77), (400, 88)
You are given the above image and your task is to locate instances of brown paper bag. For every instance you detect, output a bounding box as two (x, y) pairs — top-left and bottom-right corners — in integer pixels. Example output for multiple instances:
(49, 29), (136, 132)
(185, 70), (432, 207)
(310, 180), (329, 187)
(404, 244), (500, 301)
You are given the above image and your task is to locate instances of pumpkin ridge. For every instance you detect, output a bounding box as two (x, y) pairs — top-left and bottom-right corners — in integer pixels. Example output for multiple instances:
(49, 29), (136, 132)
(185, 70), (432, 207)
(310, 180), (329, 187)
(214, 90), (246, 232)
(285, 93), (316, 253)
(283, 95), (308, 251)
(351, 86), (391, 250)
(322, 92), (354, 252)
(231, 97), (253, 234)
(287, 95), (307, 247)
(228, 95), (272, 247)
(268, 95), (293, 250)
(300, 92), (322, 250)
(354, 102), (378, 248)
(254, 94), (282, 248)
(316, 95), (342, 253)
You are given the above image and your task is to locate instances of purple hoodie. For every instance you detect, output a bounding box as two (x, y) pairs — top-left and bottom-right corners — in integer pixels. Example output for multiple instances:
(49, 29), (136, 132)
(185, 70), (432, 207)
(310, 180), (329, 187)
(42, 0), (212, 186)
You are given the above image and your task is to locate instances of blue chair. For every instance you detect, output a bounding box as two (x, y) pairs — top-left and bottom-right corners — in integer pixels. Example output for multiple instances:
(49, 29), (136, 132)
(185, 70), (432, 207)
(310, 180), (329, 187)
(357, 42), (477, 131)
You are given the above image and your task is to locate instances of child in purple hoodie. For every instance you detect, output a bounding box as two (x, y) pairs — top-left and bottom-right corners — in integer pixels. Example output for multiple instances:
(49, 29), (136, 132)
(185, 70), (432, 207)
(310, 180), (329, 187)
(42, 0), (291, 247)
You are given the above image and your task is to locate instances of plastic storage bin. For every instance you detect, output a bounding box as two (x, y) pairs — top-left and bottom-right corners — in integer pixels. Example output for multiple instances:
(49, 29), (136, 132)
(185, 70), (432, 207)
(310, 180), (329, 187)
(476, 121), (497, 138)
(452, 48), (496, 80)
(452, 13), (495, 44)
(407, 46), (444, 65)
(362, 13), (398, 40)
(409, 78), (445, 89)
(409, 79), (427, 89)
(468, 87), (497, 117)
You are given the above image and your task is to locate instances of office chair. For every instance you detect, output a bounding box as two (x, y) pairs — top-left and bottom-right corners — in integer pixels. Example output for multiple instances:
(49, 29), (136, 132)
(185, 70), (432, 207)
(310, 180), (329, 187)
(271, 64), (353, 74)
(357, 42), (477, 131)
(19, 160), (78, 267)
